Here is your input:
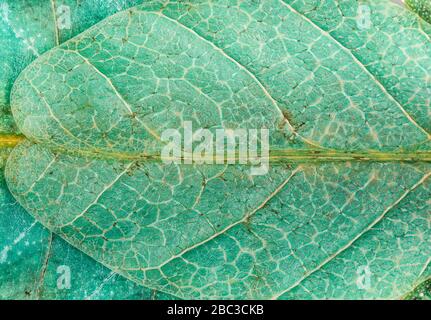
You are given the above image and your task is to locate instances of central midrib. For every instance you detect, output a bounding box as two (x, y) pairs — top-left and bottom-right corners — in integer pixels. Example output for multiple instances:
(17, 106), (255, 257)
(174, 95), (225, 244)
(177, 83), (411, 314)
(1, 135), (430, 162)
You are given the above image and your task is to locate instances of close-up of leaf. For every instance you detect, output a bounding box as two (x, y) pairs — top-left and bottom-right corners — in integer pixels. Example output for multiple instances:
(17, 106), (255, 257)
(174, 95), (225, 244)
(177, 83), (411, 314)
(0, 0), (174, 300)
(407, 0), (431, 23)
(405, 278), (431, 299)
(0, 0), (430, 301)
(1, 0), (150, 133)
(0, 167), (174, 299)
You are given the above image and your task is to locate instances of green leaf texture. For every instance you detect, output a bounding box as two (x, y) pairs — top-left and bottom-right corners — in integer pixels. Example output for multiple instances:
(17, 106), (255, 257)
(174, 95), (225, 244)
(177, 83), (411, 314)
(0, 0), (146, 133)
(0, 168), (175, 299)
(0, 0), (177, 300)
(405, 278), (431, 300)
(4, 0), (431, 299)
(407, 0), (431, 23)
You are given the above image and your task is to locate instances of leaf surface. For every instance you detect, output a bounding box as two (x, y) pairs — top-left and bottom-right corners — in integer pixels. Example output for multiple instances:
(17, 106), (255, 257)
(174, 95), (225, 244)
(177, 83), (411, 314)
(0, 0), (177, 300)
(5, 0), (431, 299)
(0, 0), (146, 133)
(407, 0), (431, 23)
(0, 166), (176, 299)
(405, 278), (431, 300)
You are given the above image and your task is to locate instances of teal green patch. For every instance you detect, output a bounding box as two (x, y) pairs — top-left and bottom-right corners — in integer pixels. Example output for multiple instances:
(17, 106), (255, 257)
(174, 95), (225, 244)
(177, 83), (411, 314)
(0, 170), (176, 299)
(1, 0), (431, 300)
(0, 0), (147, 134)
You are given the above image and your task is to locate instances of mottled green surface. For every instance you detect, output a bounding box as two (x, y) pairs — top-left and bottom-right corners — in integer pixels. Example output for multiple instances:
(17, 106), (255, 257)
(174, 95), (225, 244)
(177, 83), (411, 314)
(405, 278), (431, 300)
(407, 0), (431, 23)
(0, 0), (177, 300)
(0, 0), (146, 133)
(4, 0), (430, 299)
(0, 168), (175, 299)
(6, 145), (431, 299)
(11, 1), (431, 153)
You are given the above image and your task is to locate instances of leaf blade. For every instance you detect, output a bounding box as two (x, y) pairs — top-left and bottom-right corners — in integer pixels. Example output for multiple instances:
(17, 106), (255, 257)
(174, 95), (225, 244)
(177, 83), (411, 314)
(4, 0), (431, 300)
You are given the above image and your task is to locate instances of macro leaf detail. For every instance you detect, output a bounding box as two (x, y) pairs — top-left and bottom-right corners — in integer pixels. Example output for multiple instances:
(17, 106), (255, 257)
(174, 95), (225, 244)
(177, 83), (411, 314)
(1, 0), (431, 299)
